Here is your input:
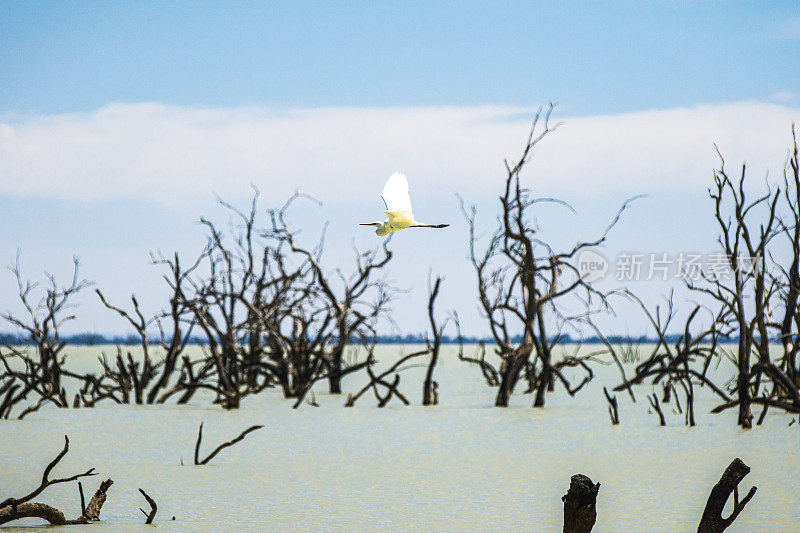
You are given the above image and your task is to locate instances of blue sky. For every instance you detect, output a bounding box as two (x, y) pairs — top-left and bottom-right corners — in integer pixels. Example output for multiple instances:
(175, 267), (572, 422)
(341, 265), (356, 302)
(2, 1), (798, 114)
(1, 2), (799, 336)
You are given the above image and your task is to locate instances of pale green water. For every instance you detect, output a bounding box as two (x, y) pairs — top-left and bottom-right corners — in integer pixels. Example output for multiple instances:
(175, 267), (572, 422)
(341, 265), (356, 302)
(1, 345), (798, 532)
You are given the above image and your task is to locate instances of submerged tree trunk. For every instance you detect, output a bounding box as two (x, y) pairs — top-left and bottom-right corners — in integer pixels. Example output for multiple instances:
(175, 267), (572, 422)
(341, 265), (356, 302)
(327, 346), (343, 394)
(0, 502), (66, 525)
(562, 474), (600, 533)
(697, 458), (757, 533)
(423, 276), (443, 406)
(736, 345), (753, 429)
(734, 274), (753, 428)
(495, 346), (531, 407)
(328, 371), (342, 394)
(533, 312), (552, 407)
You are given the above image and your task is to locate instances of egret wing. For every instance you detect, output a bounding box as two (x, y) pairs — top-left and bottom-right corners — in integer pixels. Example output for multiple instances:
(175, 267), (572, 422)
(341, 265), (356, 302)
(381, 171), (413, 215)
(385, 210), (414, 225)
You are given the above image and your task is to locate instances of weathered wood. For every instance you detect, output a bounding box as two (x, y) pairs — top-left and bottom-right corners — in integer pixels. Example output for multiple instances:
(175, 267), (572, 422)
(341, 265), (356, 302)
(1, 477), (114, 526)
(0, 435), (95, 509)
(0, 502), (66, 525)
(84, 478), (113, 520)
(138, 488), (157, 524)
(697, 458), (757, 533)
(562, 474), (600, 533)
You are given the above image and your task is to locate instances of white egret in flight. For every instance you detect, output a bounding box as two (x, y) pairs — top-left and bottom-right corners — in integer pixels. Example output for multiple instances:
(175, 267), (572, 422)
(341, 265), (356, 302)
(360, 171), (449, 236)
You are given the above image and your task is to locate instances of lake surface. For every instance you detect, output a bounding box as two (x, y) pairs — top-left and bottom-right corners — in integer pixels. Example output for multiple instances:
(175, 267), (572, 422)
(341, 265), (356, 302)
(1, 344), (798, 531)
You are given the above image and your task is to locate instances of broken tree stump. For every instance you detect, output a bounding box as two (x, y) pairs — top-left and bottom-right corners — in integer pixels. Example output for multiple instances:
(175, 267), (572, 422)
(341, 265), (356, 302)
(562, 474), (600, 533)
(697, 458), (757, 533)
(138, 488), (157, 524)
(84, 479), (113, 521)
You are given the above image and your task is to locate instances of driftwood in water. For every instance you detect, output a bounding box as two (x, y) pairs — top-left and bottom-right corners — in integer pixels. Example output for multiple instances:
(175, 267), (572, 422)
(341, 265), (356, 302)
(562, 474), (600, 533)
(697, 458), (757, 533)
(0, 501), (69, 525)
(0, 435), (96, 510)
(0, 435), (112, 526)
(193, 422), (264, 465)
(0, 477), (114, 526)
(138, 488), (157, 524)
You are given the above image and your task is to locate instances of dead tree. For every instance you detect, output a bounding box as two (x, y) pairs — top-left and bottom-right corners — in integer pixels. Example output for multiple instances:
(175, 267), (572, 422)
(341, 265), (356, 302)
(173, 190), (299, 408)
(460, 106), (637, 407)
(95, 290), (158, 404)
(423, 276), (444, 406)
(147, 252), (201, 403)
(584, 319), (637, 403)
(602, 387), (619, 425)
(690, 129), (800, 426)
(271, 195), (393, 395)
(562, 474), (600, 533)
(344, 276), (445, 408)
(155, 353), (218, 405)
(138, 489), (157, 524)
(215, 193), (395, 403)
(91, 252), (200, 407)
(0, 255), (91, 416)
(776, 127), (800, 392)
(703, 151), (778, 428)
(344, 350), (423, 407)
(0, 349), (47, 418)
(81, 479), (113, 522)
(193, 422), (264, 465)
(0, 373), (22, 418)
(606, 292), (732, 426)
(648, 393), (666, 426)
(91, 346), (154, 405)
(0, 435), (112, 526)
(453, 315), (499, 387)
(697, 458), (757, 533)
(60, 367), (123, 409)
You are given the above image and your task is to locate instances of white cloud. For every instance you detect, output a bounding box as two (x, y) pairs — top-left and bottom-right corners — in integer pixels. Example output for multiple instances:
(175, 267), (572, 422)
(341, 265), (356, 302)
(0, 102), (797, 208)
(771, 91), (794, 103)
(1, 101), (798, 336)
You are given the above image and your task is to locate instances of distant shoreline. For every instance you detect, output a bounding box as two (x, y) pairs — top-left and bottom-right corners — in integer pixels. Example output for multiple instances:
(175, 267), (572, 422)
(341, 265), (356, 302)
(0, 332), (749, 346)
